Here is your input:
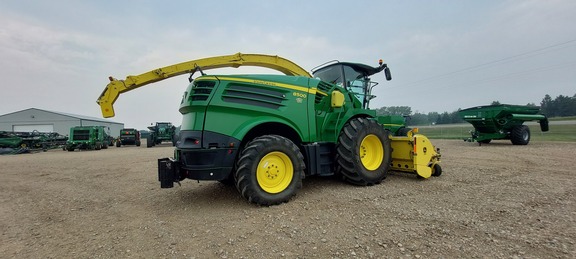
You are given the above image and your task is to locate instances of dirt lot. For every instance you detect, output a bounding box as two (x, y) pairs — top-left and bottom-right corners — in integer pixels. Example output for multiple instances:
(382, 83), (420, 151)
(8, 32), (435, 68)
(1, 139), (575, 258)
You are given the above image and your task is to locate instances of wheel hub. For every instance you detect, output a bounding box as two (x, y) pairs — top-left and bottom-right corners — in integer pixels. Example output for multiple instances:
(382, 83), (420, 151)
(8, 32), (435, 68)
(360, 134), (384, 171)
(257, 151), (293, 194)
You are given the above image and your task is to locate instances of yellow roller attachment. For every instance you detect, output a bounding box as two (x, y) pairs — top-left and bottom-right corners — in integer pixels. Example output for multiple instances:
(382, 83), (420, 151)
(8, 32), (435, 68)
(389, 130), (441, 178)
(412, 135), (433, 178)
(389, 136), (415, 173)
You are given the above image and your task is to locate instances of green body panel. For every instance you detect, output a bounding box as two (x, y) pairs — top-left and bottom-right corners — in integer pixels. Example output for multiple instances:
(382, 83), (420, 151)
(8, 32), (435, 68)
(459, 104), (549, 142)
(180, 75), (315, 143)
(178, 74), (396, 144)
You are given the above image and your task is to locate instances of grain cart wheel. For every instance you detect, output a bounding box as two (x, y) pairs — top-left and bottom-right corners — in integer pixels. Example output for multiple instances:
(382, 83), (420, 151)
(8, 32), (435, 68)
(147, 135), (153, 148)
(510, 125), (530, 145)
(336, 117), (392, 186)
(235, 135), (304, 206)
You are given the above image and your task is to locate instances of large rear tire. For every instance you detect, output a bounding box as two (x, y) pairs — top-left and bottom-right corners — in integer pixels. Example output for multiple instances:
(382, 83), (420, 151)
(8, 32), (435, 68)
(510, 125), (530, 145)
(235, 135), (304, 206)
(336, 117), (392, 186)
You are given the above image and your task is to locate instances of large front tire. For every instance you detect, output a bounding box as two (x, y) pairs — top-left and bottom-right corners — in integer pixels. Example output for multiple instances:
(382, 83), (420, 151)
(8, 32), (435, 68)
(235, 135), (304, 206)
(336, 117), (392, 186)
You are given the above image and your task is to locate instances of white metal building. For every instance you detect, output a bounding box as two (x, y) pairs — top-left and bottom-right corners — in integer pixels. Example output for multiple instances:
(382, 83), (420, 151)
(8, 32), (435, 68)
(0, 108), (124, 137)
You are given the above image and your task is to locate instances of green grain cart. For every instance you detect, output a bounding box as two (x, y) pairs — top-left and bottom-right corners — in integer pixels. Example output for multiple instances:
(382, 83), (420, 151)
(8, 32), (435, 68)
(459, 104), (549, 145)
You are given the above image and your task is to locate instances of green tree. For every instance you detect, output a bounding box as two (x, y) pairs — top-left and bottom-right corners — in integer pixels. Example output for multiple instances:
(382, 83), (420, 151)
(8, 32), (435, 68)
(540, 94), (553, 116)
(555, 95), (576, 116)
(427, 112), (440, 125)
(407, 113), (429, 126)
(449, 110), (463, 123)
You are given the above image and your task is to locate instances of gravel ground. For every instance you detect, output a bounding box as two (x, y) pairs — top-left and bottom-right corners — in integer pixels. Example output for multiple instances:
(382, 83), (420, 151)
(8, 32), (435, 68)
(1, 139), (575, 258)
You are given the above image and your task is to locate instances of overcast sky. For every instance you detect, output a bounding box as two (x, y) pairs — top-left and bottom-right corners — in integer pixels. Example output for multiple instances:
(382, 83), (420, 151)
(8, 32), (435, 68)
(1, 0), (575, 130)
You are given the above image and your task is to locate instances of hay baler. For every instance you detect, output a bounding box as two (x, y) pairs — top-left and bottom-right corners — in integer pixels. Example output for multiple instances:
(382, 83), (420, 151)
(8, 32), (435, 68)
(116, 128), (141, 147)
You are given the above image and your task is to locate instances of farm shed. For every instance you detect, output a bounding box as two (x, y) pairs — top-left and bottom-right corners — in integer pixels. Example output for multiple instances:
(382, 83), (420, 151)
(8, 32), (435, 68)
(0, 108), (124, 138)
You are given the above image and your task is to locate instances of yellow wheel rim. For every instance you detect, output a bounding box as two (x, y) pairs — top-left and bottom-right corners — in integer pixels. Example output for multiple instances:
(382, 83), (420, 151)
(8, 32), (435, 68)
(360, 134), (384, 171)
(257, 151), (293, 194)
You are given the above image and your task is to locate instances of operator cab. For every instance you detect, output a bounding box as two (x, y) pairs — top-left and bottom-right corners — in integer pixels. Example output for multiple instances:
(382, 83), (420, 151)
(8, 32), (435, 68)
(312, 60), (391, 109)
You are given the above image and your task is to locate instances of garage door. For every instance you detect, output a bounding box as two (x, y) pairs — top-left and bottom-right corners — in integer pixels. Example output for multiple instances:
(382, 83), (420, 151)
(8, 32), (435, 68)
(13, 124), (54, 133)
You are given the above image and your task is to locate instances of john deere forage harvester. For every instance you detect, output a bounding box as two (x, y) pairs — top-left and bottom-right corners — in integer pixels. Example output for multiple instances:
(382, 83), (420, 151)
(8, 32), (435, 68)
(97, 53), (442, 205)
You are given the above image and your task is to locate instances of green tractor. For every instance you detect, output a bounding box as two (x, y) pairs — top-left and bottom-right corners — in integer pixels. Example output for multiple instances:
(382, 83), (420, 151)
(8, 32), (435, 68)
(97, 53), (442, 206)
(116, 128), (141, 147)
(66, 126), (112, 151)
(146, 122), (176, 148)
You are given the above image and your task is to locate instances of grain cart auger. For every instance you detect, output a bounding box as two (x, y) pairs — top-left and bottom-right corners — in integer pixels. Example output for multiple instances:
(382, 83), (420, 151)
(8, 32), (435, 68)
(97, 53), (442, 206)
(459, 104), (549, 145)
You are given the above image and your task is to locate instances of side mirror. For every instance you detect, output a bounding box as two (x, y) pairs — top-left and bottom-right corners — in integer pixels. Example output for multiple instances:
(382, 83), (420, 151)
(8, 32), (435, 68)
(384, 67), (392, 81)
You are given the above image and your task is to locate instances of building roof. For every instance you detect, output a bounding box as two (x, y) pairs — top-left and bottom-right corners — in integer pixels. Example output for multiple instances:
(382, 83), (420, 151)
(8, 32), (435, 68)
(0, 108), (122, 124)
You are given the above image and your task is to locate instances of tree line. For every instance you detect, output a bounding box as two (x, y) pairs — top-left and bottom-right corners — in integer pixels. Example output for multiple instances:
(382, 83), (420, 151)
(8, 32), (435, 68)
(540, 94), (576, 117)
(376, 93), (576, 126)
